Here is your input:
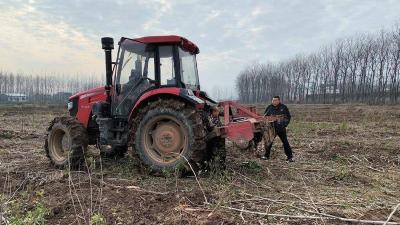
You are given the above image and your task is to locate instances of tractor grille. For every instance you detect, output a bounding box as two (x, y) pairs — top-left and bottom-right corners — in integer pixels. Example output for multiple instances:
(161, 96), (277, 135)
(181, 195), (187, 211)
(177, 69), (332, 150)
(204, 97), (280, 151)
(69, 97), (79, 117)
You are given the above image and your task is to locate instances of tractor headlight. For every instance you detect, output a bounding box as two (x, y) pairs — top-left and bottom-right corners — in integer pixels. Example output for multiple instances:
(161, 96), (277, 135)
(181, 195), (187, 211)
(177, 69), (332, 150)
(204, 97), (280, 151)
(67, 101), (73, 110)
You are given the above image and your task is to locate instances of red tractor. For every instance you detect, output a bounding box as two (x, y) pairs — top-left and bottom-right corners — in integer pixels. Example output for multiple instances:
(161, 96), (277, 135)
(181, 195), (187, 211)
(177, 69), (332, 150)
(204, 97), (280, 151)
(45, 35), (274, 173)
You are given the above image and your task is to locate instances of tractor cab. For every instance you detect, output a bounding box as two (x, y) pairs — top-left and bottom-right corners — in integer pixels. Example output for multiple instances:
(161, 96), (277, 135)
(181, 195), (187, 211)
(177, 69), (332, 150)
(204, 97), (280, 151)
(111, 36), (201, 116)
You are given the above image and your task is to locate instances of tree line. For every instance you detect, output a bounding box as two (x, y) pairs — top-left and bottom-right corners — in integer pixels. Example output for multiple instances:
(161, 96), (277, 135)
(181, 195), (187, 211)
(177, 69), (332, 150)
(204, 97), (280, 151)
(0, 72), (103, 103)
(236, 25), (400, 104)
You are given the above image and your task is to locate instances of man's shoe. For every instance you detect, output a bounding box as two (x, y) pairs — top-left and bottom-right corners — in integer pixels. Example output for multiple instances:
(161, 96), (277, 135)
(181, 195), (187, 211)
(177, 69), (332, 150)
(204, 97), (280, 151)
(261, 156), (269, 160)
(287, 158), (295, 163)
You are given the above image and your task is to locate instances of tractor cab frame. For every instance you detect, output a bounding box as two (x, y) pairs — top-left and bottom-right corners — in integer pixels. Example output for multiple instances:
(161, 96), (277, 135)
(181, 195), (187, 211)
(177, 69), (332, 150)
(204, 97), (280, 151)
(111, 37), (201, 117)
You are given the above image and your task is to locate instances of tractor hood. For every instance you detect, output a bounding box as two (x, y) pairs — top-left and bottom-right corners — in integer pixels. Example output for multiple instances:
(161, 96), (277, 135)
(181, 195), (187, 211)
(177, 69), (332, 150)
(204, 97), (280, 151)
(69, 86), (106, 101)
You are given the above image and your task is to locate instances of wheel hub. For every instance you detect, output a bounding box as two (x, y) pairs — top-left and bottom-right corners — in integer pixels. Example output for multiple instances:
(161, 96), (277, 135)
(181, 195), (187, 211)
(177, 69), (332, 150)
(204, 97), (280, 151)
(153, 122), (183, 154)
(51, 129), (70, 161)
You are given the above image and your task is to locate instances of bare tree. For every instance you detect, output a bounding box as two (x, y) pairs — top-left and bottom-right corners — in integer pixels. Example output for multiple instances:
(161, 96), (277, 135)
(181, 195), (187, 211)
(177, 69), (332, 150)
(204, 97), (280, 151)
(236, 24), (400, 104)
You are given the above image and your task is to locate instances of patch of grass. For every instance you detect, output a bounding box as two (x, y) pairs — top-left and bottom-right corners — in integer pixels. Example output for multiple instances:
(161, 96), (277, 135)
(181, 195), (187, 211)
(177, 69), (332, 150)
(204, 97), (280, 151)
(289, 121), (316, 135)
(90, 213), (106, 225)
(209, 169), (234, 183)
(5, 192), (50, 225)
(320, 139), (358, 161)
(0, 130), (14, 139)
(331, 154), (347, 163)
(336, 139), (354, 147)
(290, 121), (339, 137)
(338, 121), (350, 132)
(239, 160), (262, 174)
(0, 149), (10, 156)
(12, 203), (49, 225)
(334, 165), (352, 181)
(102, 157), (139, 179)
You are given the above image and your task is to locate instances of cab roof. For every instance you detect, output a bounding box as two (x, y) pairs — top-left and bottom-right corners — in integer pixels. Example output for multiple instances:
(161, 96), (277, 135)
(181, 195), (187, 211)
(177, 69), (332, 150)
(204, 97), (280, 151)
(126, 35), (199, 54)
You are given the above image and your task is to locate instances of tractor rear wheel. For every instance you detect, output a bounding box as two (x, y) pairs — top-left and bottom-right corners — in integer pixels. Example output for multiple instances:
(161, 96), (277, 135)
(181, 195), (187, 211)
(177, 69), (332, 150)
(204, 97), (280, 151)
(133, 99), (207, 173)
(44, 117), (88, 169)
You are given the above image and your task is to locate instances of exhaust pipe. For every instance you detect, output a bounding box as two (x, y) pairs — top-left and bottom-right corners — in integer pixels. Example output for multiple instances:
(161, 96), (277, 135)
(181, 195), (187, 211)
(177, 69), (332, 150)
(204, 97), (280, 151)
(101, 37), (114, 103)
(101, 37), (114, 87)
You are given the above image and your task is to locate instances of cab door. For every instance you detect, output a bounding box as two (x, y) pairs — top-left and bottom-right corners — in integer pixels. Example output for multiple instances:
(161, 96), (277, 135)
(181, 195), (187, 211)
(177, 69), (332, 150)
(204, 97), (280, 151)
(112, 40), (156, 117)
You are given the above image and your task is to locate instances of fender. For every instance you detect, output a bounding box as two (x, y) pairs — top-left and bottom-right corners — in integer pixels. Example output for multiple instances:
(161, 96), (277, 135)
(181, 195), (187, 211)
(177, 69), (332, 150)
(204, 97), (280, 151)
(128, 87), (205, 122)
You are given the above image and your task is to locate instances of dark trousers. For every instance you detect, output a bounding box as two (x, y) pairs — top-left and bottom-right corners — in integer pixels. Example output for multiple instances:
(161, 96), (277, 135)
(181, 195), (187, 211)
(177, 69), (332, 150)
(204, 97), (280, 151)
(264, 129), (293, 159)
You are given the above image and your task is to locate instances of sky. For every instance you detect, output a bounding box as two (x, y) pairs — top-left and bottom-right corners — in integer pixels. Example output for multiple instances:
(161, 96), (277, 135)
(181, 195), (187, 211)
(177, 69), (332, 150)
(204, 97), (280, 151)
(1, 0), (400, 98)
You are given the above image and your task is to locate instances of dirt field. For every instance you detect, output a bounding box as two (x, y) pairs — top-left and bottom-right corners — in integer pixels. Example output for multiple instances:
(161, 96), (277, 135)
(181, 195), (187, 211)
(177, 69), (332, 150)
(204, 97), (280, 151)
(0, 104), (399, 225)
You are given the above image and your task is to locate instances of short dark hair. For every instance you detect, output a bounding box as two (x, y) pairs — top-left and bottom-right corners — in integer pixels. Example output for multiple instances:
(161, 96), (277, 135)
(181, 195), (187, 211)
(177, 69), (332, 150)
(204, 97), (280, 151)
(273, 96), (280, 100)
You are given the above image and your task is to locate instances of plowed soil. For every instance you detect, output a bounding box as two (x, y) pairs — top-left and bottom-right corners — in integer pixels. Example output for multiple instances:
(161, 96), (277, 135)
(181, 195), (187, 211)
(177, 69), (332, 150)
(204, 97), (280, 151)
(0, 104), (399, 224)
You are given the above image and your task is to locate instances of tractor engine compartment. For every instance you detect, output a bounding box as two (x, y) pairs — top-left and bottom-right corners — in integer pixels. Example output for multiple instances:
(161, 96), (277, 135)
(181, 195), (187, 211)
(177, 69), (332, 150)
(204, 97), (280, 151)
(92, 102), (129, 146)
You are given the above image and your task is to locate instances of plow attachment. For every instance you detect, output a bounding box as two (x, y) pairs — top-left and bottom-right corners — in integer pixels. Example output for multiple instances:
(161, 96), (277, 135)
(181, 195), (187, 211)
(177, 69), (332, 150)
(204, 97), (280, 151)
(217, 101), (280, 148)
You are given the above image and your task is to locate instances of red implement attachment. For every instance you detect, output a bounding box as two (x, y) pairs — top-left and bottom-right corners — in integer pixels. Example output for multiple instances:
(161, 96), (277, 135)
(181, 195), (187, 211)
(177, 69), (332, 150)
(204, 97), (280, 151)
(218, 101), (280, 143)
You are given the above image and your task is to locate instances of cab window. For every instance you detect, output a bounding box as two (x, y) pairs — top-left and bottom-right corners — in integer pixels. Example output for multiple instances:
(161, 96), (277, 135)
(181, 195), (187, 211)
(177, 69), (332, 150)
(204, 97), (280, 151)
(119, 53), (155, 85)
(158, 46), (176, 86)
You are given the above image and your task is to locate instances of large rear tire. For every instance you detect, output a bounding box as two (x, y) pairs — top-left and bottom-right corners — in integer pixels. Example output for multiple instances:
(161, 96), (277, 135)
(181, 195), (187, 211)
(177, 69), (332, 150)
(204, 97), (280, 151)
(44, 117), (88, 169)
(133, 99), (207, 173)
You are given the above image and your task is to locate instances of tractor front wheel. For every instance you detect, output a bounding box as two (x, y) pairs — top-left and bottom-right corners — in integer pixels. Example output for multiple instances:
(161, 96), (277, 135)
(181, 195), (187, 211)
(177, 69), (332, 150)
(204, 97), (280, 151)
(44, 117), (88, 169)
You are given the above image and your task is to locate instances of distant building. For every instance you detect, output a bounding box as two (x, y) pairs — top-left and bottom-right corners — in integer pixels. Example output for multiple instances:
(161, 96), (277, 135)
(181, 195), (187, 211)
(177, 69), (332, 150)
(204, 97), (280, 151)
(0, 92), (73, 104)
(1, 93), (28, 102)
(0, 94), (7, 102)
(52, 92), (72, 103)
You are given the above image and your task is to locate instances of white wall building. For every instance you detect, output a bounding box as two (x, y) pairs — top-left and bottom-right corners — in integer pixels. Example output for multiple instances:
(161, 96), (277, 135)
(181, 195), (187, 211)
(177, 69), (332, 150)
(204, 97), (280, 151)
(4, 93), (28, 102)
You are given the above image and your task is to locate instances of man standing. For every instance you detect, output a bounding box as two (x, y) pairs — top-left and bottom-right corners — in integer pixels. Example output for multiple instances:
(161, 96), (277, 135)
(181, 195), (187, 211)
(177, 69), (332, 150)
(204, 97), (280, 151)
(261, 96), (294, 162)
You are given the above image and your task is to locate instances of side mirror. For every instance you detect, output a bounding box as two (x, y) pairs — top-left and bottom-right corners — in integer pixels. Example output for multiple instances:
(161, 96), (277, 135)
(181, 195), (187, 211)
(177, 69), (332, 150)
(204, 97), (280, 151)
(115, 84), (121, 95)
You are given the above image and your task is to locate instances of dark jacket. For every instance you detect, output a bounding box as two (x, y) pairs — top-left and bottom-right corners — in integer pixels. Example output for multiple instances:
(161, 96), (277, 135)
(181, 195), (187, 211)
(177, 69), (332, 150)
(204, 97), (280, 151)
(264, 103), (291, 132)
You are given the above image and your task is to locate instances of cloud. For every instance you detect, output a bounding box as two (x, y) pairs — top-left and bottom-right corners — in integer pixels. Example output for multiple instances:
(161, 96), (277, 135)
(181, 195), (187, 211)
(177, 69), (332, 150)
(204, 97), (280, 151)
(201, 10), (221, 25)
(0, 2), (103, 74)
(140, 0), (174, 33)
(1, 0), (400, 96)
